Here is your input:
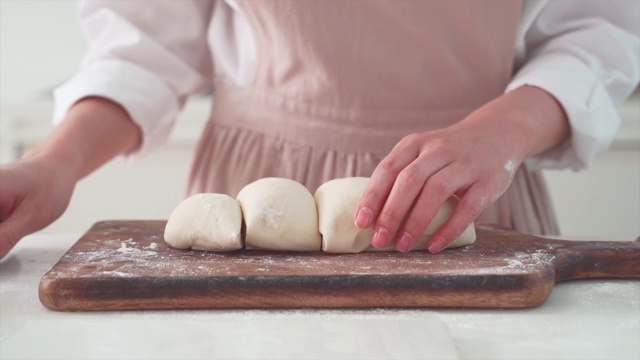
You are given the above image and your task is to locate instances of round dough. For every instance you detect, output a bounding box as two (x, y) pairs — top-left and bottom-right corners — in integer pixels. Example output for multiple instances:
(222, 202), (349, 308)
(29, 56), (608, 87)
(164, 193), (243, 252)
(236, 178), (321, 251)
(315, 177), (374, 253)
(314, 177), (476, 253)
(390, 195), (476, 251)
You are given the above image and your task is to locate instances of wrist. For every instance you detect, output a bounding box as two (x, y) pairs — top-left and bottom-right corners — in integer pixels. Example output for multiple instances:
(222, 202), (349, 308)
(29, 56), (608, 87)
(23, 97), (141, 181)
(21, 142), (83, 183)
(502, 85), (570, 159)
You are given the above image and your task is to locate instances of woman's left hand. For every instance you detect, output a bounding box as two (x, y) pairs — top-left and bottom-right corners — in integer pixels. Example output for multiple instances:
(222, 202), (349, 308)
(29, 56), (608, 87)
(353, 85), (570, 253)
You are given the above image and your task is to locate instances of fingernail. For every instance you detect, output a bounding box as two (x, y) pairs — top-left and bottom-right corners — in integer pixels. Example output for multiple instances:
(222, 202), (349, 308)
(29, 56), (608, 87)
(396, 232), (414, 252)
(372, 227), (390, 248)
(354, 207), (373, 228)
(428, 236), (448, 254)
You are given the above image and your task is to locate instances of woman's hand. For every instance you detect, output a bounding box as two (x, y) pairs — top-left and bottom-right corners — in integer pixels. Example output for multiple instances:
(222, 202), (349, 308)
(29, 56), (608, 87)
(0, 155), (76, 257)
(354, 85), (570, 253)
(0, 97), (141, 258)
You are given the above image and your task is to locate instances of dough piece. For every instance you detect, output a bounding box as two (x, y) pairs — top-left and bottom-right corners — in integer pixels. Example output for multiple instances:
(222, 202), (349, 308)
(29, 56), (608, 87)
(164, 193), (243, 252)
(314, 177), (476, 253)
(315, 177), (374, 253)
(381, 196), (476, 251)
(236, 178), (321, 251)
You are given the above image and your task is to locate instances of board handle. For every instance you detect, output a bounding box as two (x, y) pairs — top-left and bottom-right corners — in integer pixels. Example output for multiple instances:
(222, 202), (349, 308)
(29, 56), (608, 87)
(553, 238), (640, 282)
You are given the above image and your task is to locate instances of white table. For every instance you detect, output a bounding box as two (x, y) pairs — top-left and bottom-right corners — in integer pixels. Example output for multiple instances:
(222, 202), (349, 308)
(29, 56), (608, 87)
(1, 233), (639, 360)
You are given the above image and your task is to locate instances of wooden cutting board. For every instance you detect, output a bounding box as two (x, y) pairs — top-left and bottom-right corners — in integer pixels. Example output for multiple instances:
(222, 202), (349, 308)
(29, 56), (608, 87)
(39, 220), (640, 311)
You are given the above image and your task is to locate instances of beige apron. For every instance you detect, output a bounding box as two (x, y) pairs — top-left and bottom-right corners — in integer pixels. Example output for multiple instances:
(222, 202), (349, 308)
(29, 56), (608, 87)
(188, 0), (559, 235)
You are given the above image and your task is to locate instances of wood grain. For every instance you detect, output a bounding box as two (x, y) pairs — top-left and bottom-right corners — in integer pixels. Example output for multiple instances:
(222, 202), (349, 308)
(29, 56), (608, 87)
(39, 221), (640, 311)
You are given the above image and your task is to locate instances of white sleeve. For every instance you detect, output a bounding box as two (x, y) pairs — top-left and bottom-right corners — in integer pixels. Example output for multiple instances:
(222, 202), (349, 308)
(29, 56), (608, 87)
(508, 0), (640, 171)
(53, 0), (215, 158)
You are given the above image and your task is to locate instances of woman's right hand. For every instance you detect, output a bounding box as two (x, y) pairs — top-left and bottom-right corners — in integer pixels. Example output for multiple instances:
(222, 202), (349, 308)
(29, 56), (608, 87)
(0, 154), (76, 258)
(0, 97), (142, 259)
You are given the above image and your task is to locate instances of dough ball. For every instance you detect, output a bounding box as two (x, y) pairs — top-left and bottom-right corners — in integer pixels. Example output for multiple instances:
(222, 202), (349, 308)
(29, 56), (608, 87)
(314, 177), (476, 253)
(164, 193), (243, 252)
(375, 196), (476, 251)
(315, 177), (374, 253)
(236, 178), (321, 251)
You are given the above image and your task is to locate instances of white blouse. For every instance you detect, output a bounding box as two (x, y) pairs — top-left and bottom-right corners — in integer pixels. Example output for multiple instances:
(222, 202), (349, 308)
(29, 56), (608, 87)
(53, 0), (640, 171)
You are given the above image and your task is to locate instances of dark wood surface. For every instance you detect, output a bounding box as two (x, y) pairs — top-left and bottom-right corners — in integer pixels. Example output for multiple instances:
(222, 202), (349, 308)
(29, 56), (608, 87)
(39, 220), (640, 311)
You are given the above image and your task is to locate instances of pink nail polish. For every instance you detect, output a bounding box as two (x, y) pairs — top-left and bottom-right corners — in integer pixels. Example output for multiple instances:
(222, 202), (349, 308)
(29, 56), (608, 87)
(428, 236), (447, 254)
(396, 232), (413, 252)
(372, 227), (390, 248)
(354, 207), (373, 228)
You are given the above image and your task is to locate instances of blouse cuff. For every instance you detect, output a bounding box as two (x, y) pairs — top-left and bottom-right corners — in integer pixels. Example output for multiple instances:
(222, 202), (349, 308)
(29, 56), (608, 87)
(53, 59), (180, 160)
(506, 53), (621, 172)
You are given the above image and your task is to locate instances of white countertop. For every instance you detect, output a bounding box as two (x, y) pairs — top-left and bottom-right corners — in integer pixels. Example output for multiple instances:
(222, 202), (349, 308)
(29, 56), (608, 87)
(1, 233), (639, 360)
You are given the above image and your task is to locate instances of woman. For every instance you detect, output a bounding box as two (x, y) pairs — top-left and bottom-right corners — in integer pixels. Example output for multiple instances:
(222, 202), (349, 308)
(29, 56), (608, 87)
(0, 0), (638, 257)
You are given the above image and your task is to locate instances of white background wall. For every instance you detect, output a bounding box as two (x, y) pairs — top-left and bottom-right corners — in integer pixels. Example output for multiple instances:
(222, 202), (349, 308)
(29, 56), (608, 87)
(1, 0), (639, 240)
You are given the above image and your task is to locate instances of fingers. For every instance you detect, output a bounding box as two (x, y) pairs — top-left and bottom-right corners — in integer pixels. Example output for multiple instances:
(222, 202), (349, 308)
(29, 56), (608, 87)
(0, 206), (31, 258)
(360, 156), (505, 253)
(354, 136), (421, 230)
(372, 155), (454, 248)
(355, 134), (457, 250)
(0, 160), (75, 259)
(427, 185), (493, 253)
(355, 121), (520, 253)
(393, 165), (469, 252)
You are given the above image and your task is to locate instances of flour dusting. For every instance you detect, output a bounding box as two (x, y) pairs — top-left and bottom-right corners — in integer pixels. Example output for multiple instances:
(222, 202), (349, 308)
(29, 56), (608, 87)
(502, 250), (555, 271)
(117, 241), (157, 257)
(54, 221), (563, 283)
(504, 159), (516, 174)
(258, 207), (285, 229)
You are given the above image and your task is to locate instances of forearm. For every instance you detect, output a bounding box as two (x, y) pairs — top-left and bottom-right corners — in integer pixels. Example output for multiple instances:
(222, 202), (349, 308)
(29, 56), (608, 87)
(22, 97), (142, 181)
(504, 85), (570, 159)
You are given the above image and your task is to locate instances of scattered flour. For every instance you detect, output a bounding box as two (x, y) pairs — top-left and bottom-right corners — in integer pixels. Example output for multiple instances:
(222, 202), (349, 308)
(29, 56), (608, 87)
(504, 159), (516, 174)
(101, 270), (134, 277)
(502, 250), (555, 271)
(258, 207), (285, 229)
(117, 242), (157, 257)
